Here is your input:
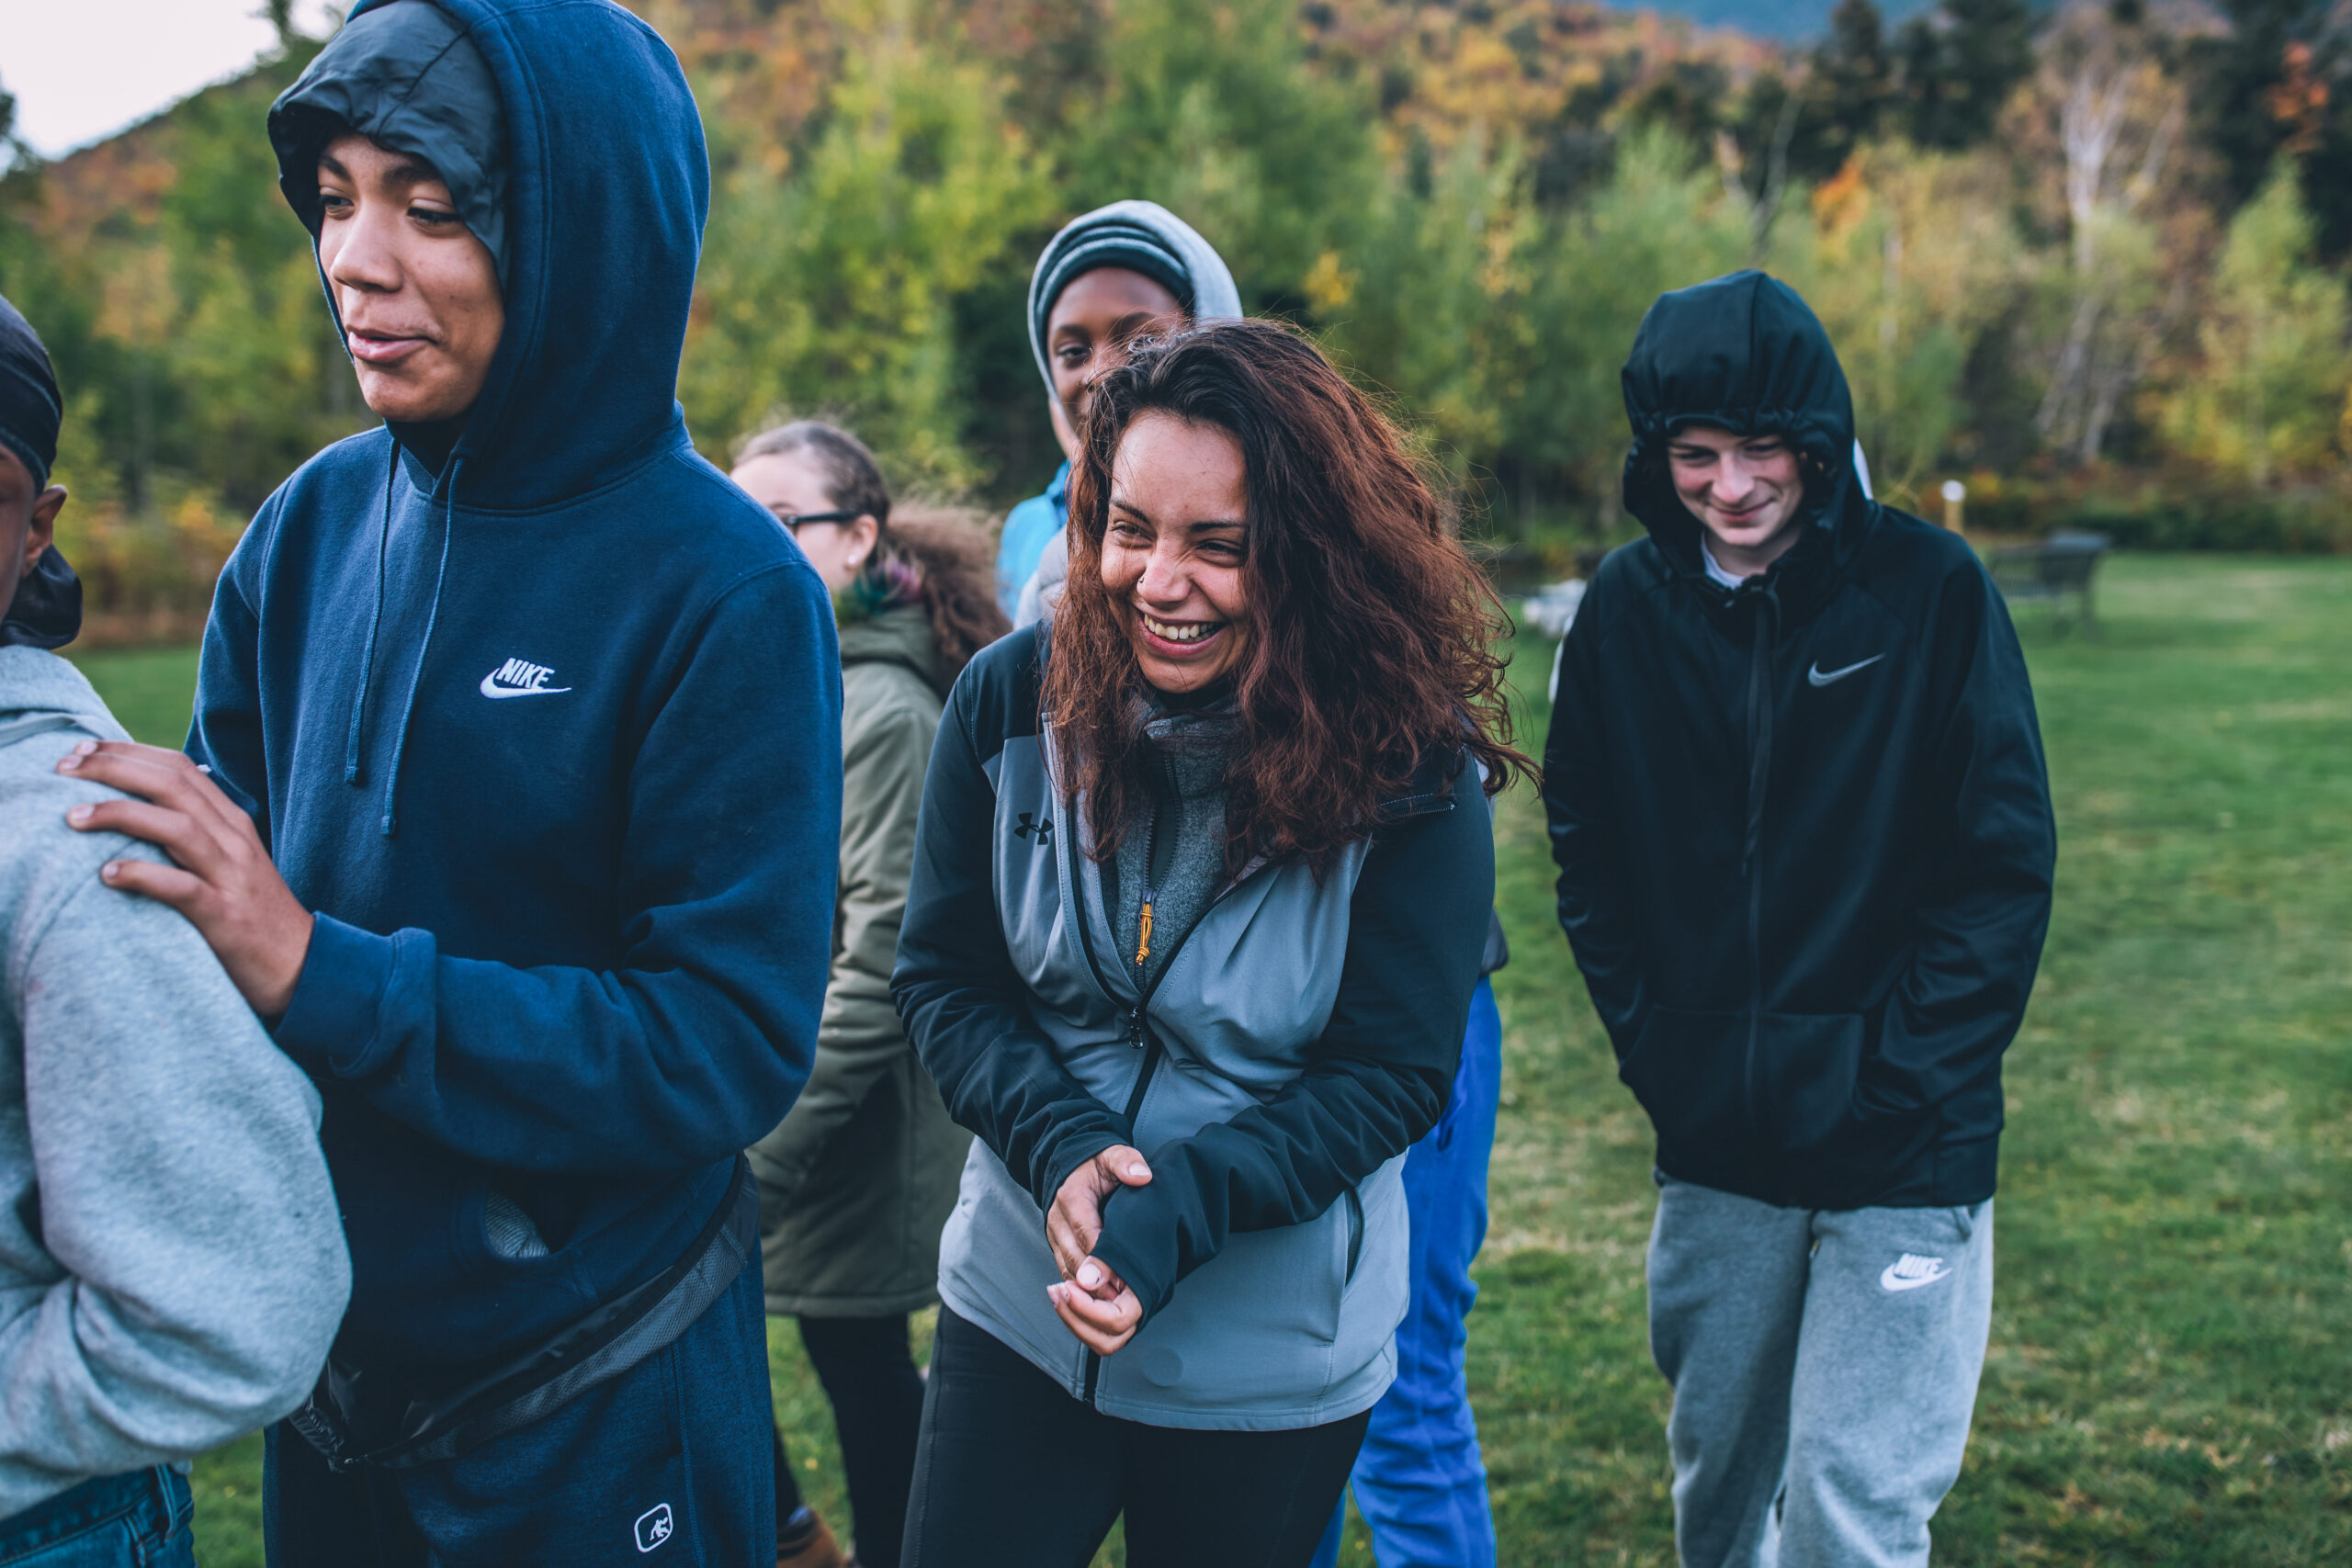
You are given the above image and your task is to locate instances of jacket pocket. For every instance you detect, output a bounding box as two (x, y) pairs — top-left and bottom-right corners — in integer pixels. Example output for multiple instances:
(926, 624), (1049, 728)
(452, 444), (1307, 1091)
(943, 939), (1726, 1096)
(1617, 1007), (1747, 1155)
(1342, 1187), (1364, 1285)
(1619, 1010), (1867, 1158)
(1100, 1203), (1353, 1416)
(451, 1183), (575, 1285)
(1753, 1012), (1868, 1152)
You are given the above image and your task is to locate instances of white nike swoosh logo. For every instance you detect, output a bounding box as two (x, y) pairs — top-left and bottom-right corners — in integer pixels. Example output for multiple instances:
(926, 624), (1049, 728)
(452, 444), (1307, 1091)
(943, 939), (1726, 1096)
(479, 674), (573, 699)
(1880, 1261), (1953, 1292)
(1808, 654), (1885, 688)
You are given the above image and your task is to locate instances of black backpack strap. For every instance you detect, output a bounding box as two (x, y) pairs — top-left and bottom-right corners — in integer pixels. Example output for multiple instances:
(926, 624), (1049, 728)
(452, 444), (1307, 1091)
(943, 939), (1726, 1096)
(291, 1156), (762, 1472)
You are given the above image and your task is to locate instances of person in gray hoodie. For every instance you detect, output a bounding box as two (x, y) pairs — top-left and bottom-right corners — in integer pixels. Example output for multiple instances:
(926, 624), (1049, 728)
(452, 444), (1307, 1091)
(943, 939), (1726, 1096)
(0, 293), (349, 1565)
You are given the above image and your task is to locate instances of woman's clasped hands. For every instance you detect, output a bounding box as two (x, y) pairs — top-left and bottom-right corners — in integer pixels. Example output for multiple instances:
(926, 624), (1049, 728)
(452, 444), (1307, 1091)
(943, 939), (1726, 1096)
(1046, 1144), (1153, 1355)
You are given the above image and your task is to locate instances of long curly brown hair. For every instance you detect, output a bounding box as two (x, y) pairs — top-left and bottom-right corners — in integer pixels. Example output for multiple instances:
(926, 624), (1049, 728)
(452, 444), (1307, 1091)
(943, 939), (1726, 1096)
(1041, 319), (1532, 878)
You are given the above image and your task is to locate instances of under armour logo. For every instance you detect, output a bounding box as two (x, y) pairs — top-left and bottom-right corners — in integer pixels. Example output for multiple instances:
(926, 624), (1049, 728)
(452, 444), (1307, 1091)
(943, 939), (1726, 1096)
(1015, 812), (1054, 847)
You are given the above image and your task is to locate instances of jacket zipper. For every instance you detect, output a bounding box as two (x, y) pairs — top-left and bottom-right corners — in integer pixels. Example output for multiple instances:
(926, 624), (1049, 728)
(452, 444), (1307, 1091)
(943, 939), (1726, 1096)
(1068, 766), (1448, 1408)
(1083, 756), (1224, 1409)
(1739, 589), (1778, 1146)
(1132, 757), (1167, 1003)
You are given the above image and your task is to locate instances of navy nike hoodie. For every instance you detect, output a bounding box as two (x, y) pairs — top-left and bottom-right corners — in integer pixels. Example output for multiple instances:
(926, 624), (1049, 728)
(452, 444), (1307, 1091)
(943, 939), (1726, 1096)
(188, 0), (842, 1378)
(1543, 271), (2054, 1211)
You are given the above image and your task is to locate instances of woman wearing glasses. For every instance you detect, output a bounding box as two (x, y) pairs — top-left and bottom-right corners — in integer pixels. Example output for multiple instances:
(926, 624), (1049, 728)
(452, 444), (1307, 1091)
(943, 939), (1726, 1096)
(729, 421), (1008, 1568)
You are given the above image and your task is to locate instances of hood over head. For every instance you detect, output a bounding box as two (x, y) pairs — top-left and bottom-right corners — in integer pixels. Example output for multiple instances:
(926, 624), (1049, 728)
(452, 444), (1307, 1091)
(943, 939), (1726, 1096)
(1, 553), (81, 651)
(1026, 200), (1242, 404)
(0, 295), (79, 649)
(263, 0), (714, 834)
(0, 295), (60, 493)
(1620, 270), (1874, 577)
(837, 599), (941, 685)
(269, 0), (709, 510)
(271, 2), (511, 289)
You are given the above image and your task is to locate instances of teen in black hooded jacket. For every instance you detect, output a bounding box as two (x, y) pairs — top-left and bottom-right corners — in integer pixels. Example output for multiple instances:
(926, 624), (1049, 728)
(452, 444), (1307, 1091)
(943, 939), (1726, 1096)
(1544, 271), (2054, 1566)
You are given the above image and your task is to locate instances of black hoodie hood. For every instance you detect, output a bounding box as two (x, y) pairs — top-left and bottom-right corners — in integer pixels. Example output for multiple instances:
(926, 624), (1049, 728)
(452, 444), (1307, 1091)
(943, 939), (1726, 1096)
(0, 294), (79, 649)
(1620, 270), (1876, 586)
(1, 552), (82, 650)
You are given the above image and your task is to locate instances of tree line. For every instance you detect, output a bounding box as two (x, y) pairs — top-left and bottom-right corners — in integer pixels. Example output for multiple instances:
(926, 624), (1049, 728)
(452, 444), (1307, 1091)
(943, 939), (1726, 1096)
(3, 0), (2348, 635)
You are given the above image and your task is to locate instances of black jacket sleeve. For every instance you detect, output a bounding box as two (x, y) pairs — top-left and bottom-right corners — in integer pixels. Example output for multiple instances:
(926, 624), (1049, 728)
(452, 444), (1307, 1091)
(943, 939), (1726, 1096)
(1542, 588), (1650, 1056)
(891, 677), (1134, 1213)
(1088, 788), (1493, 1323)
(1857, 566), (2056, 1119)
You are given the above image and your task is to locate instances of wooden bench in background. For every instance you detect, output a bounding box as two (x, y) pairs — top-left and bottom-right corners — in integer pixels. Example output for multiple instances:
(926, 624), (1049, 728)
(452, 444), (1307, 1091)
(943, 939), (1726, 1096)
(1990, 530), (2111, 637)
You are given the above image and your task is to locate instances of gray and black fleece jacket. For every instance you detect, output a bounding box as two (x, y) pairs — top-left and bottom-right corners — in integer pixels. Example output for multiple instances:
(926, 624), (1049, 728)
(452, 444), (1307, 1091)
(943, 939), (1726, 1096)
(892, 626), (1493, 1429)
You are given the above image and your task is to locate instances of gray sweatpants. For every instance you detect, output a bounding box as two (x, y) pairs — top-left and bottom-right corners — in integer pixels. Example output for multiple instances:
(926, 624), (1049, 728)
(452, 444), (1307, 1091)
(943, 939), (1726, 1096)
(1646, 1176), (1994, 1568)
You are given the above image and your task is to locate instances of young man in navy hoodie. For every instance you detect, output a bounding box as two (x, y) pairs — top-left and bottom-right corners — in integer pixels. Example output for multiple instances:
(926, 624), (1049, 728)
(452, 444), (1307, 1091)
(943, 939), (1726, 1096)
(62, 4), (841, 1562)
(1545, 272), (2054, 1567)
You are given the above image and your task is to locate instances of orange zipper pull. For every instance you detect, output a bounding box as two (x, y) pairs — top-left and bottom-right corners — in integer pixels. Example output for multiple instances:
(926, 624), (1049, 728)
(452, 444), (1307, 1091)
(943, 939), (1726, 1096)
(1136, 890), (1156, 966)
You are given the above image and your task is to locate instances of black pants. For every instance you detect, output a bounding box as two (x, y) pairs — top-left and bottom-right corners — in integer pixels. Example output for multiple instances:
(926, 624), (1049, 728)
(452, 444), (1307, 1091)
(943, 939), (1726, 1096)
(773, 1314), (926, 1567)
(901, 1305), (1370, 1568)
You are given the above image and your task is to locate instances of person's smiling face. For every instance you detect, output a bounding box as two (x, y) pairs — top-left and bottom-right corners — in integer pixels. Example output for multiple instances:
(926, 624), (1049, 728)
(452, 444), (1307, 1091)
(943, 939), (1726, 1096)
(1047, 267), (1185, 434)
(1665, 424), (1808, 577)
(315, 133), (504, 425)
(1099, 412), (1250, 694)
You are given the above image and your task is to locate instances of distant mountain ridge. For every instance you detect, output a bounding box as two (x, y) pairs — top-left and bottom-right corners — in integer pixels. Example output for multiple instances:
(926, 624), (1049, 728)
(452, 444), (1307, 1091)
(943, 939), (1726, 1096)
(1635, 0), (1939, 41)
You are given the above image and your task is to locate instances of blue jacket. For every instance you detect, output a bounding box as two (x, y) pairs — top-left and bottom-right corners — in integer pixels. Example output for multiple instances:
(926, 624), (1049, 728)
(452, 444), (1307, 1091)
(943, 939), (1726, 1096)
(190, 0), (842, 1374)
(994, 462), (1067, 617)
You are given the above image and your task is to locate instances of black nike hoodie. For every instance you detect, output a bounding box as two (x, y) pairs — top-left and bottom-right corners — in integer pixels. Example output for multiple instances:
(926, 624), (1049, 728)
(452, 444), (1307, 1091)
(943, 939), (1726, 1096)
(1543, 271), (2055, 1210)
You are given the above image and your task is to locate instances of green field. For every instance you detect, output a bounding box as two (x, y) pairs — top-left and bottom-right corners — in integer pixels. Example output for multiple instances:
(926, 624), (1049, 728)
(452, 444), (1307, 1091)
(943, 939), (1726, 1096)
(68, 553), (2352, 1565)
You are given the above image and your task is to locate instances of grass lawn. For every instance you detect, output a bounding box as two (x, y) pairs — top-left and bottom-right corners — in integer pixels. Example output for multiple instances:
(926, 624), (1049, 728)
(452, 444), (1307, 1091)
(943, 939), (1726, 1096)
(68, 552), (2352, 1565)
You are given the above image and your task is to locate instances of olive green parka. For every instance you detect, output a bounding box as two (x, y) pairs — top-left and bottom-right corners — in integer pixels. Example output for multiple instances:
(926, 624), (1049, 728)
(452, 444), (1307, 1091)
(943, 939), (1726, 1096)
(750, 604), (971, 1316)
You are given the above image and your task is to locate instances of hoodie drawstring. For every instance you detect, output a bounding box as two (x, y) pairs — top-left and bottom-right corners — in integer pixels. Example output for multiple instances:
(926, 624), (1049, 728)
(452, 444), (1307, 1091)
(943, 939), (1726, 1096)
(343, 439), (399, 786)
(379, 457), (460, 837)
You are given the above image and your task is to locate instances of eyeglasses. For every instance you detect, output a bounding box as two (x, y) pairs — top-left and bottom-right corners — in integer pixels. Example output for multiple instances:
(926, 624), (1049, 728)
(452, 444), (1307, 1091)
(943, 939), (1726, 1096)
(773, 509), (860, 535)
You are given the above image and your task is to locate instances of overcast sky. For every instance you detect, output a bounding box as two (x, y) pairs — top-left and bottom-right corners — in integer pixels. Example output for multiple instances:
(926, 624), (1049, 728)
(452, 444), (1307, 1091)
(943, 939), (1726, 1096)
(1, 1), (340, 158)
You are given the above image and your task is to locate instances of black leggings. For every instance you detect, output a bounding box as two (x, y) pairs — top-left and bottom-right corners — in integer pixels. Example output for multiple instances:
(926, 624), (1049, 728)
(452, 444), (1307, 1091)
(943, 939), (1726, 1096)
(772, 1314), (927, 1568)
(900, 1305), (1370, 1568)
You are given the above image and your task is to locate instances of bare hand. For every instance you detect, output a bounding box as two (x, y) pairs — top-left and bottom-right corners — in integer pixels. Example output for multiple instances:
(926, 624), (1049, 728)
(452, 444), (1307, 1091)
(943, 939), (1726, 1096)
(1049, 1275), (1143, 1356)
(61, 740), (311, 1019)
(1048, 1144), (1151, 1282)
(1046, 1145), (1152, 1355)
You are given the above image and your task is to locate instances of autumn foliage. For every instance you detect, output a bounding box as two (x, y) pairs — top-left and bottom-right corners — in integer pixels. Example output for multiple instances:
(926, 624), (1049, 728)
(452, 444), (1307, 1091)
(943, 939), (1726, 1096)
(3, 0), (2349, 637)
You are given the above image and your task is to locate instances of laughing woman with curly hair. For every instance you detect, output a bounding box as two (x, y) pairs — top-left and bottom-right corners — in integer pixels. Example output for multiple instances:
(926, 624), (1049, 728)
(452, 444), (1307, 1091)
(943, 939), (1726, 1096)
(891, 319), (1529, 1567)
